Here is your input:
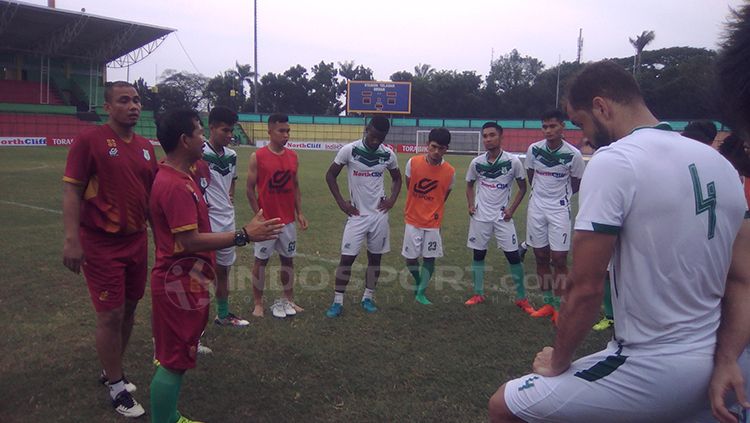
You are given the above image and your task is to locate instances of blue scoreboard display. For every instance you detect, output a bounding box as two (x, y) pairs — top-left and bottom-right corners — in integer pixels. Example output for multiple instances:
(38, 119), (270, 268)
(346, 81), (412, 114)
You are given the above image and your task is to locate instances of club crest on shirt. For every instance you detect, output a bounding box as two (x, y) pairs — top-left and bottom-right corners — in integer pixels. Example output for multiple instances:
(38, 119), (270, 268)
(109, 147), (119, 157)
(143, 149), (151, 161)
(199, 177), (208, 190)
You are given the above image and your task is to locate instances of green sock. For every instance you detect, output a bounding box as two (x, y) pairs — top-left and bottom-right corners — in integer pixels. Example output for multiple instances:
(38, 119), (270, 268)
(150, 366), (183, 423)
(603, 276), (613, 319)
(407, 264), (421, 293)
(417, 260), (435, 297)
(472, 260), (485, 295)
(510, 263), (525, 300)
(217, 297), (229, 319)
(542, 290), (553, 305)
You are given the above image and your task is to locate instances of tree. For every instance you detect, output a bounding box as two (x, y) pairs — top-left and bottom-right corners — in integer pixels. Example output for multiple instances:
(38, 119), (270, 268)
(389, 71), (414, 82)
(156, 69), (209, 111)
(309, 61), (341, 115)
(487, 49), (544, 93)
(413, 63), (435, 79)
(204, 70), (245, 112)
(338, 61), (374, 114)
(629, 30), (655, 75)
(132, 77), (157, 111)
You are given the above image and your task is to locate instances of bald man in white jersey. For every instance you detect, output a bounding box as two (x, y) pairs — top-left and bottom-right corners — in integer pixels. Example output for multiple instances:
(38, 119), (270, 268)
(489, 61), (750, 422)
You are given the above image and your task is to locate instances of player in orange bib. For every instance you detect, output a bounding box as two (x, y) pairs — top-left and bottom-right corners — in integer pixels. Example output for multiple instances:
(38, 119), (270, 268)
(402, 128), (455, 305)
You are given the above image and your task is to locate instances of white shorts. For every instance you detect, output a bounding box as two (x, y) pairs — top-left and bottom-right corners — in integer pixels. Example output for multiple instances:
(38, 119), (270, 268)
(209, 215), (236, 267)
(341, 213), (390, 256)
(254, 223), (297, 260)
(503, 341), (746, 423)
(466, 217), (519, 252)
(525, 202), (571, 251)
(401, 224), (443, 259)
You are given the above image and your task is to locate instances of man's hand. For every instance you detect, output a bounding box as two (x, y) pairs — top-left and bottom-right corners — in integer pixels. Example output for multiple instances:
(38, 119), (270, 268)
(468, 205), (476, 216)
(297, 213), (309, 230)
(377, 197), (395, 212)
(503, 207), (515, 222)
(63, 236), (84, 274)
(338, 200), (360, 216)
(532, 346), (570, 377)
(710, 359), (750, 423)
(243, 209), (283, 241)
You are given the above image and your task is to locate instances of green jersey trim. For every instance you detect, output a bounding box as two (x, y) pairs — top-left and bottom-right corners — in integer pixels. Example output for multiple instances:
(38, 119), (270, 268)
(592, 222), (621, 234)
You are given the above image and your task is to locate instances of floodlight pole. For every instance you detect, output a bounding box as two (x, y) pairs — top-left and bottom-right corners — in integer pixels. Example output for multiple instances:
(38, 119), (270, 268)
(253, 0), (259, 113)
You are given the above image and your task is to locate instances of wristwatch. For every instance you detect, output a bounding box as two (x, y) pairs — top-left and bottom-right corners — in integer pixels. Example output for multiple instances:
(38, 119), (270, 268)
(234, 229), (249, 246)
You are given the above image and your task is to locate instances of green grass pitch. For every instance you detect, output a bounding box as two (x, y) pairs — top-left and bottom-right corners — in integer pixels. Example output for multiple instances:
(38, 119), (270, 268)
(0, 146), (609, 422)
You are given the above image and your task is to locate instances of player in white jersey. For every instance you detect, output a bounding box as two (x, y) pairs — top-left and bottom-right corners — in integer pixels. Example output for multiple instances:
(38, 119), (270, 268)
(489, 60), (750, 423)
(524, 109), (585, 324)
(324, 116), (402, 317)
(464, 122), (534, 315)
(202, 106), (249, 328)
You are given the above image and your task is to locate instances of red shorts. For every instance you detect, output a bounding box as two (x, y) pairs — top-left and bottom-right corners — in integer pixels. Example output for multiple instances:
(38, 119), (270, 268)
(80, 228), (148, 312)
(151, 279), (210, 371)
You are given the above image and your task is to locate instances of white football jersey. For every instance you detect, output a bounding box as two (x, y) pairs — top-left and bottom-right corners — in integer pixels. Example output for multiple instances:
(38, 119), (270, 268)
(202, 142), (237, 222)
(525, 139), (585, 210)
(466, 150), (525, 222)
(575, 124), (746, 354)
(334, 139), (398, 216)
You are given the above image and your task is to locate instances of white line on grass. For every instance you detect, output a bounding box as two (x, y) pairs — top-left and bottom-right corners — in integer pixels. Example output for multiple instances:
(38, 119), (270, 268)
(0, 200), (62, 215)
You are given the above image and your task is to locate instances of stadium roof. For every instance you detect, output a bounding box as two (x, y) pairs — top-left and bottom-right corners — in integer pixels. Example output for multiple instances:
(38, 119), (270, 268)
(0, 0), (174, 65)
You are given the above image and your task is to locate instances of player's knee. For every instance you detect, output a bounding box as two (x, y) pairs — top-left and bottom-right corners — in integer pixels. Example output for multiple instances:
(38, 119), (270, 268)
(504, 250), (521, 265)
(473, 249), (487, 261)
(533, 249), (550, 263)
(253, 257), (270, 267)
(550, 254), (568, 269)
(97, 307), (125, 329)
(488, 385), (515, 423)
(339, 255), (357, 267)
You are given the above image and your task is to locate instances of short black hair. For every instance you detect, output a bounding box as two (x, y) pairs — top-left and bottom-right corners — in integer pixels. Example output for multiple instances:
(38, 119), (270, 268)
(565, 61), (644, 111)
(481, 121), (503, 134)
(717, 3), (750, 138)
(368, 116), (390, 134)
(719, 133), (750, 177)
(156, 108), (201, 154)
(209, 106), (238, 126)
(541, 109), (566, 122)
(428, 127), (451, 146)
(681, 120), (717, 145)
(104, 81), (136, 103)
(268, 113), (289, 126)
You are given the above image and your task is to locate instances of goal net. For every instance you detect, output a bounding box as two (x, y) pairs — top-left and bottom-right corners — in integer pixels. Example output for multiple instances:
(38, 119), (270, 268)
(415, 130), (481, 155)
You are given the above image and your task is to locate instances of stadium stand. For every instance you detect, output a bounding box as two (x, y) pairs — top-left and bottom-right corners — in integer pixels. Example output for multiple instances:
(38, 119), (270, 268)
(0, 80), (65, 105)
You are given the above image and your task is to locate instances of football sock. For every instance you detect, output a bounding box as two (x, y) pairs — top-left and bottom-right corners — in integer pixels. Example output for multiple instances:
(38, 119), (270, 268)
(603, 276), (613, 319)
(510, 263), (525, 299)
(362, 288), (374, 301)
(216, 298), (229, 319)
(471, 259), (485, 295)
(416, 260), (435, 301)
(150, 366), (183, 423)
(407, 263), (421, 286)
(542, 290), (554, 305)
(333, 291), (344, 305)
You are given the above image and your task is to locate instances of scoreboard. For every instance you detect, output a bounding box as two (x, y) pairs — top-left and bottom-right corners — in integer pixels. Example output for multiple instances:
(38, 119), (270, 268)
(346, 80), (412, 114)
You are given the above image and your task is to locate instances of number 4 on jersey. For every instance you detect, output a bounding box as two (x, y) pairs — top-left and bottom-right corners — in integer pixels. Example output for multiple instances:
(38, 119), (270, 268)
(689, 164), (716, 240)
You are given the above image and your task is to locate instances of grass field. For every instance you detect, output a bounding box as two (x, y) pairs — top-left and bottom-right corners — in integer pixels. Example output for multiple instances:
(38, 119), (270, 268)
(0, 146), (609, 423)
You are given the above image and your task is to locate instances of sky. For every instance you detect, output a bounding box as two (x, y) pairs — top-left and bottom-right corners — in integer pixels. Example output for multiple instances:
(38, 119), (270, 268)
(26, 0), (746, 84)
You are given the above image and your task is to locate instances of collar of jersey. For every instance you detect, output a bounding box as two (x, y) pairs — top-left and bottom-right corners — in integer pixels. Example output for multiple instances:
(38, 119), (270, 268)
(628, 122), (673, 136)
(485, 150), (504, 164)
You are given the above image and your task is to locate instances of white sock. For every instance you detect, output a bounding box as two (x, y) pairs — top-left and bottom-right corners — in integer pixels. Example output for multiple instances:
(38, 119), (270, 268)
(109, 379), (126, 399)
(362, 288), (374, 301)
(334, 291), (344, 304)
